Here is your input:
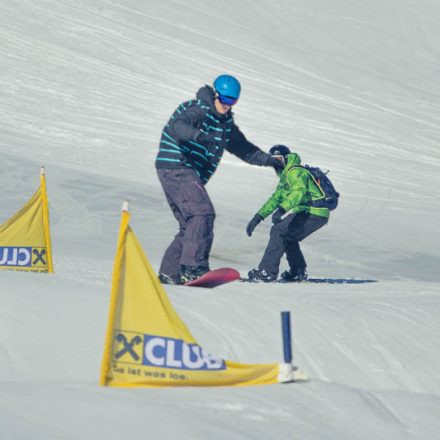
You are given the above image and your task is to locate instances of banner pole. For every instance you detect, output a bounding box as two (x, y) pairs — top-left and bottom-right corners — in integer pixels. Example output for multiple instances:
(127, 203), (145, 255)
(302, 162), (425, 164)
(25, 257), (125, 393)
(281, 311), (293, 364)
(99, 201), (130, 385)
(40, 166), (54, 273)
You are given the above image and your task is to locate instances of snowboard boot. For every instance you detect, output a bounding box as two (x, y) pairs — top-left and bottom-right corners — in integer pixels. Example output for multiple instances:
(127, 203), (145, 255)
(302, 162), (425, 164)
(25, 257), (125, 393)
(280, 267), (308, 283)
(158, 272), (183, 285)
(180, 265), (210, 283)
(247, 268), (278, 283)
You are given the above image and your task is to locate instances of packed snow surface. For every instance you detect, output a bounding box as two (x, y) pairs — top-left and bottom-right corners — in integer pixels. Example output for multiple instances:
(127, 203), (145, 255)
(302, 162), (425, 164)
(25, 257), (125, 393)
(1, 1), (439, 439)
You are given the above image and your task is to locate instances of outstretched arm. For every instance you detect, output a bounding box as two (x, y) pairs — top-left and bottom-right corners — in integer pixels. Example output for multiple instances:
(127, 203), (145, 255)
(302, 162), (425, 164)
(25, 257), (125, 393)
(226, 125), (271, 166)
(257, 183), (284, 219)
(246, 183), (283, 237)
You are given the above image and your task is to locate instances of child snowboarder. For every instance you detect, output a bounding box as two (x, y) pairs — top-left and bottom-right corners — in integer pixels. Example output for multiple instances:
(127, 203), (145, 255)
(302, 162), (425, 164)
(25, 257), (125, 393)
(246, 145), (329, 282)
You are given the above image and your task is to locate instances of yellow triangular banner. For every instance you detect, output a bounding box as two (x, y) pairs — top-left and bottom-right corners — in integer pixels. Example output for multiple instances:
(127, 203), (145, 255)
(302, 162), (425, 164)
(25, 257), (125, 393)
(100, 204), (292, 387)
(0, 168), (53, 273)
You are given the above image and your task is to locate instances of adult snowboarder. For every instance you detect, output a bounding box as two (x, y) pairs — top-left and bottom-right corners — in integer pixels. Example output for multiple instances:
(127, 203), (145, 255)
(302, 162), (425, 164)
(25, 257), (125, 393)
(246, 145), (329, 282)
(155, 75), (283, 284)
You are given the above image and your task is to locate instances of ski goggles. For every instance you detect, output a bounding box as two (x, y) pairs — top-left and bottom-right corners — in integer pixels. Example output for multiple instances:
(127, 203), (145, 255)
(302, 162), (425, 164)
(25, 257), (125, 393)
(216, 93), (238, 106)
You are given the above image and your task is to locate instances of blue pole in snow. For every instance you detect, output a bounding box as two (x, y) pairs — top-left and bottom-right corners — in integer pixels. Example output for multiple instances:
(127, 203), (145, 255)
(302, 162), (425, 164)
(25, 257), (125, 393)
(281, 311), (293, 364)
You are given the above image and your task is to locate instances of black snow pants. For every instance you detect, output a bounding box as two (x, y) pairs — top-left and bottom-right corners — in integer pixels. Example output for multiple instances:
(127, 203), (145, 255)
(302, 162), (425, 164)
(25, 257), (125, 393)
(258, 211), (328, 275)
(157, 168), (215, 276)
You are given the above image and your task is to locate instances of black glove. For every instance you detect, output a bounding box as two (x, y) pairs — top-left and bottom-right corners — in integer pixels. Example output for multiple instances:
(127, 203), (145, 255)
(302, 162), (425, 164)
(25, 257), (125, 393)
(272, 207), (286, 224)
(266, 156), (284, 172)
(196, 131), (217, 149)
(246, 214), (263, 237)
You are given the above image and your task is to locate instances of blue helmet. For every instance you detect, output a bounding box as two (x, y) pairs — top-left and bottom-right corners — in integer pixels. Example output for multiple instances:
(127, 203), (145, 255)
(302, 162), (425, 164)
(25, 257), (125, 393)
(213, 74), (241, 99)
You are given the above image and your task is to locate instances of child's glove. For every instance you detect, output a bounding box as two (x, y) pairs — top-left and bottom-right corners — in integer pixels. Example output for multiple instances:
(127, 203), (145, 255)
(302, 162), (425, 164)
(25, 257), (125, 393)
(246, 214), (263, 237)
(272, 207), (286, 224)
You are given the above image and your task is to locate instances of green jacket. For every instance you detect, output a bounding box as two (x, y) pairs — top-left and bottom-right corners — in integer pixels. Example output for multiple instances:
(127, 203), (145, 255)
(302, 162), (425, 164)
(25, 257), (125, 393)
(258, 153), (330, 219)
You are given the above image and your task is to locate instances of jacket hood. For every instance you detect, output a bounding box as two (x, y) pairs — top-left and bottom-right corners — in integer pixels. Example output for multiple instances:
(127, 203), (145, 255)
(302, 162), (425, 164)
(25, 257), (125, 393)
(196, 85), (215, 106)
(196, 85), (232, 118)
(286, 152), (301, 167)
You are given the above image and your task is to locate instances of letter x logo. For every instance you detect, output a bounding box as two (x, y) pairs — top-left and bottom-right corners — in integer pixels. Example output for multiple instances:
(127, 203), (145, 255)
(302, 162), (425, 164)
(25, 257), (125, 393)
(32, 248), (46, 266)
(115, 333), (142, 361)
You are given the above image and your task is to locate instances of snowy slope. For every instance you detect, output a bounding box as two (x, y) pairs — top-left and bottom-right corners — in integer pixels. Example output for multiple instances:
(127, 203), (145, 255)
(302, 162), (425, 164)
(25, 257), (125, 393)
(1, 1), (440, 439)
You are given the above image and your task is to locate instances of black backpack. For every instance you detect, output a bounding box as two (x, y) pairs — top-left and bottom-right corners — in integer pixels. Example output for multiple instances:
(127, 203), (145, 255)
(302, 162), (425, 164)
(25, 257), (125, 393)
(300, 165), (340, 211)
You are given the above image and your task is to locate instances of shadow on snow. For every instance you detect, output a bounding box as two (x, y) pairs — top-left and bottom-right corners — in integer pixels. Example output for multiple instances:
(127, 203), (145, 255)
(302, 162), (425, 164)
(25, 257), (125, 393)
(299, 278), (378, 284)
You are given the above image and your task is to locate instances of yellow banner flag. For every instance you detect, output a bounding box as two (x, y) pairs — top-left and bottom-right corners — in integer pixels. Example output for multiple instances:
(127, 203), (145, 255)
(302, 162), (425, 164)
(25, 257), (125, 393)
(0, 167), (53, 273)
(100, 203), (296, 387)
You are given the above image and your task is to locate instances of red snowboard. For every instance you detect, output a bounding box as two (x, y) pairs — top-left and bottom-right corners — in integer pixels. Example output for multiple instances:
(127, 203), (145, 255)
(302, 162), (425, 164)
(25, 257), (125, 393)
(184, 268), (240, 288)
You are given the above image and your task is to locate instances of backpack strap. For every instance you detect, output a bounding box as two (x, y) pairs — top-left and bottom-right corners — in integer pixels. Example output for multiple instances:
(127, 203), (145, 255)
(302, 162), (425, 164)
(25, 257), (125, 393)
(288, 165), (326, 200)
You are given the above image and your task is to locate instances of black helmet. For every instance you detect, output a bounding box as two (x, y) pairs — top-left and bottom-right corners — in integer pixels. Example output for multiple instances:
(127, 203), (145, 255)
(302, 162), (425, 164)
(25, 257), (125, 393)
(269, 144), (291, 158)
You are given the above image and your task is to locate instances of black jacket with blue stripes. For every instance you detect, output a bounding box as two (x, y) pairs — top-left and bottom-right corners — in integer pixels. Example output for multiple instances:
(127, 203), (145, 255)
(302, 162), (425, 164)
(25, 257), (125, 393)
(155, 85), (271, 184)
